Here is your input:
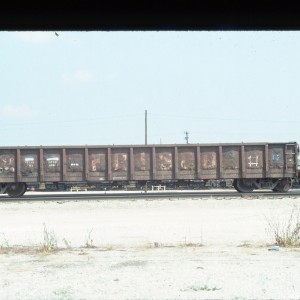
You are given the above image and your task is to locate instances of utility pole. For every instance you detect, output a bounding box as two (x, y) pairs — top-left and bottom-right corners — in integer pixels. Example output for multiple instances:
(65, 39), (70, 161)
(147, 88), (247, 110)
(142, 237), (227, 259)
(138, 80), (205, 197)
(145, 109), (147, 145)
(144, 111), (148, 194)
(184, 131), (189, 144)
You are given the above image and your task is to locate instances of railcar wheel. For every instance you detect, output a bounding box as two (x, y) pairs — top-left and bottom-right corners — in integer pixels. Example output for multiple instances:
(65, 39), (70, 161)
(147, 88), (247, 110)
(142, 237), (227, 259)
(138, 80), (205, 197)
(233, 179), (254, 193)
(7, 183), (27, 197)
(272, 179), (291, 193)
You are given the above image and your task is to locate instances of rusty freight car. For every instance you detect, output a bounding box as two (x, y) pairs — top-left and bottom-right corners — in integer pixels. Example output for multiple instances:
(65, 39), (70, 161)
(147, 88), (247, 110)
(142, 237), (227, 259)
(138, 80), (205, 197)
(0, 142), (298, 197)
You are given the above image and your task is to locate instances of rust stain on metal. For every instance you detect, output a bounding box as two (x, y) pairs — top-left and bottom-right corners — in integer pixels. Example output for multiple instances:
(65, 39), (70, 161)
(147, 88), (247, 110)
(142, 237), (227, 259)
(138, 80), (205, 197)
(89, 153), (106, 172)
(286, 145), (296, 170)
(223, 147), (239, 170)
(112, 153), (128, 171)
(202, 152), (217, 170)
(21, 152), (38, 177)
(156, 152), (172, 171)
(134, 150), (150, 171)
(139, 152), (146, 170)
(0, 153), (15, 174)
(0, 142), (297, 185)
(67, 153), (83, 172)
(178, 151), (195, 170)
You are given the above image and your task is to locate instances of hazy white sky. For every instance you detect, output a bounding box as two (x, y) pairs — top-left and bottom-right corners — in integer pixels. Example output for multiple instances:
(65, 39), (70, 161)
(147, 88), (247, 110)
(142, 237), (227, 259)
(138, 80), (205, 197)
(1, 31), (299, 146)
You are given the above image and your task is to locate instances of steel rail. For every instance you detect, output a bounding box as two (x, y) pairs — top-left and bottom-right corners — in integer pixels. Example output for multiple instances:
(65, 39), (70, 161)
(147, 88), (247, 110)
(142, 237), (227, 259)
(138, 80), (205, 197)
(1, 189), (300, 202)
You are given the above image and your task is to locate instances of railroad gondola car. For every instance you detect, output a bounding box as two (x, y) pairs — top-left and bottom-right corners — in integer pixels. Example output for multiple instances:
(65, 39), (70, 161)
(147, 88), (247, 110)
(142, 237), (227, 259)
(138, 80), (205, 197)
(0, 142), (298, 197)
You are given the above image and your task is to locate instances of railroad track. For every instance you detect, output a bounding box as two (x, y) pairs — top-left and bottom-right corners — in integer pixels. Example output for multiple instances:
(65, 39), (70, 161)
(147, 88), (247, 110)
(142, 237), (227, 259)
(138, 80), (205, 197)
(1, 189), (300, 202)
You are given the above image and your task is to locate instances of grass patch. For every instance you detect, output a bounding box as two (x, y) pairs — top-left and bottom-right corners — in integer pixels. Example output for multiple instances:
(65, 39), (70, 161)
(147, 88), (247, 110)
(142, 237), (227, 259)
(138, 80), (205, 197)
(39, 223), (58, 253)
(139, 241), (204, 250)
(0, 233), (9, 249)
(179, 242), (204, 248)
(237, 241), (252, 248)
(84, 229), (96, 248)
(111, 260), (147, 269)
(266, 205), (300, 247)
(185, 284), (221, 292)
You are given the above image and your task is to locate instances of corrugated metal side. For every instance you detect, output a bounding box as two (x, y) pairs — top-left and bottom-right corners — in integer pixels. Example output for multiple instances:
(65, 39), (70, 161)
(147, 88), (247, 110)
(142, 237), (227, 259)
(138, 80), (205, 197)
(0, 149), (16, 182)
(155, 147), (173, 180)
(222, 146), (241, 179)
(133, 148), (151, 180)
(43, 149), (62, 182)
(0, 142), (297, 183)
(65, 149), (84, 181)
(20, 149), (39, 182)
(201, 146), (218, 179)
(111, 148), (129, 180)
(244, 145), (264, 178)
(177, 147), (196, 179)
(88, 148), (107, 181)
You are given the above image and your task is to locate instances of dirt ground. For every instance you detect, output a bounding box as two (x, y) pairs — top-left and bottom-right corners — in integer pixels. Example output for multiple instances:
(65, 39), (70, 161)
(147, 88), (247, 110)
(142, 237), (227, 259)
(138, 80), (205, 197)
(1, 191), (300, 299)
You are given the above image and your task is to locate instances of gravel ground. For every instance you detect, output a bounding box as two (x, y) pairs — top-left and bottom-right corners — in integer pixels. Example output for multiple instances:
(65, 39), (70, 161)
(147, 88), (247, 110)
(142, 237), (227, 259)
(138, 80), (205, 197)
(0, 192), (300, 299)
